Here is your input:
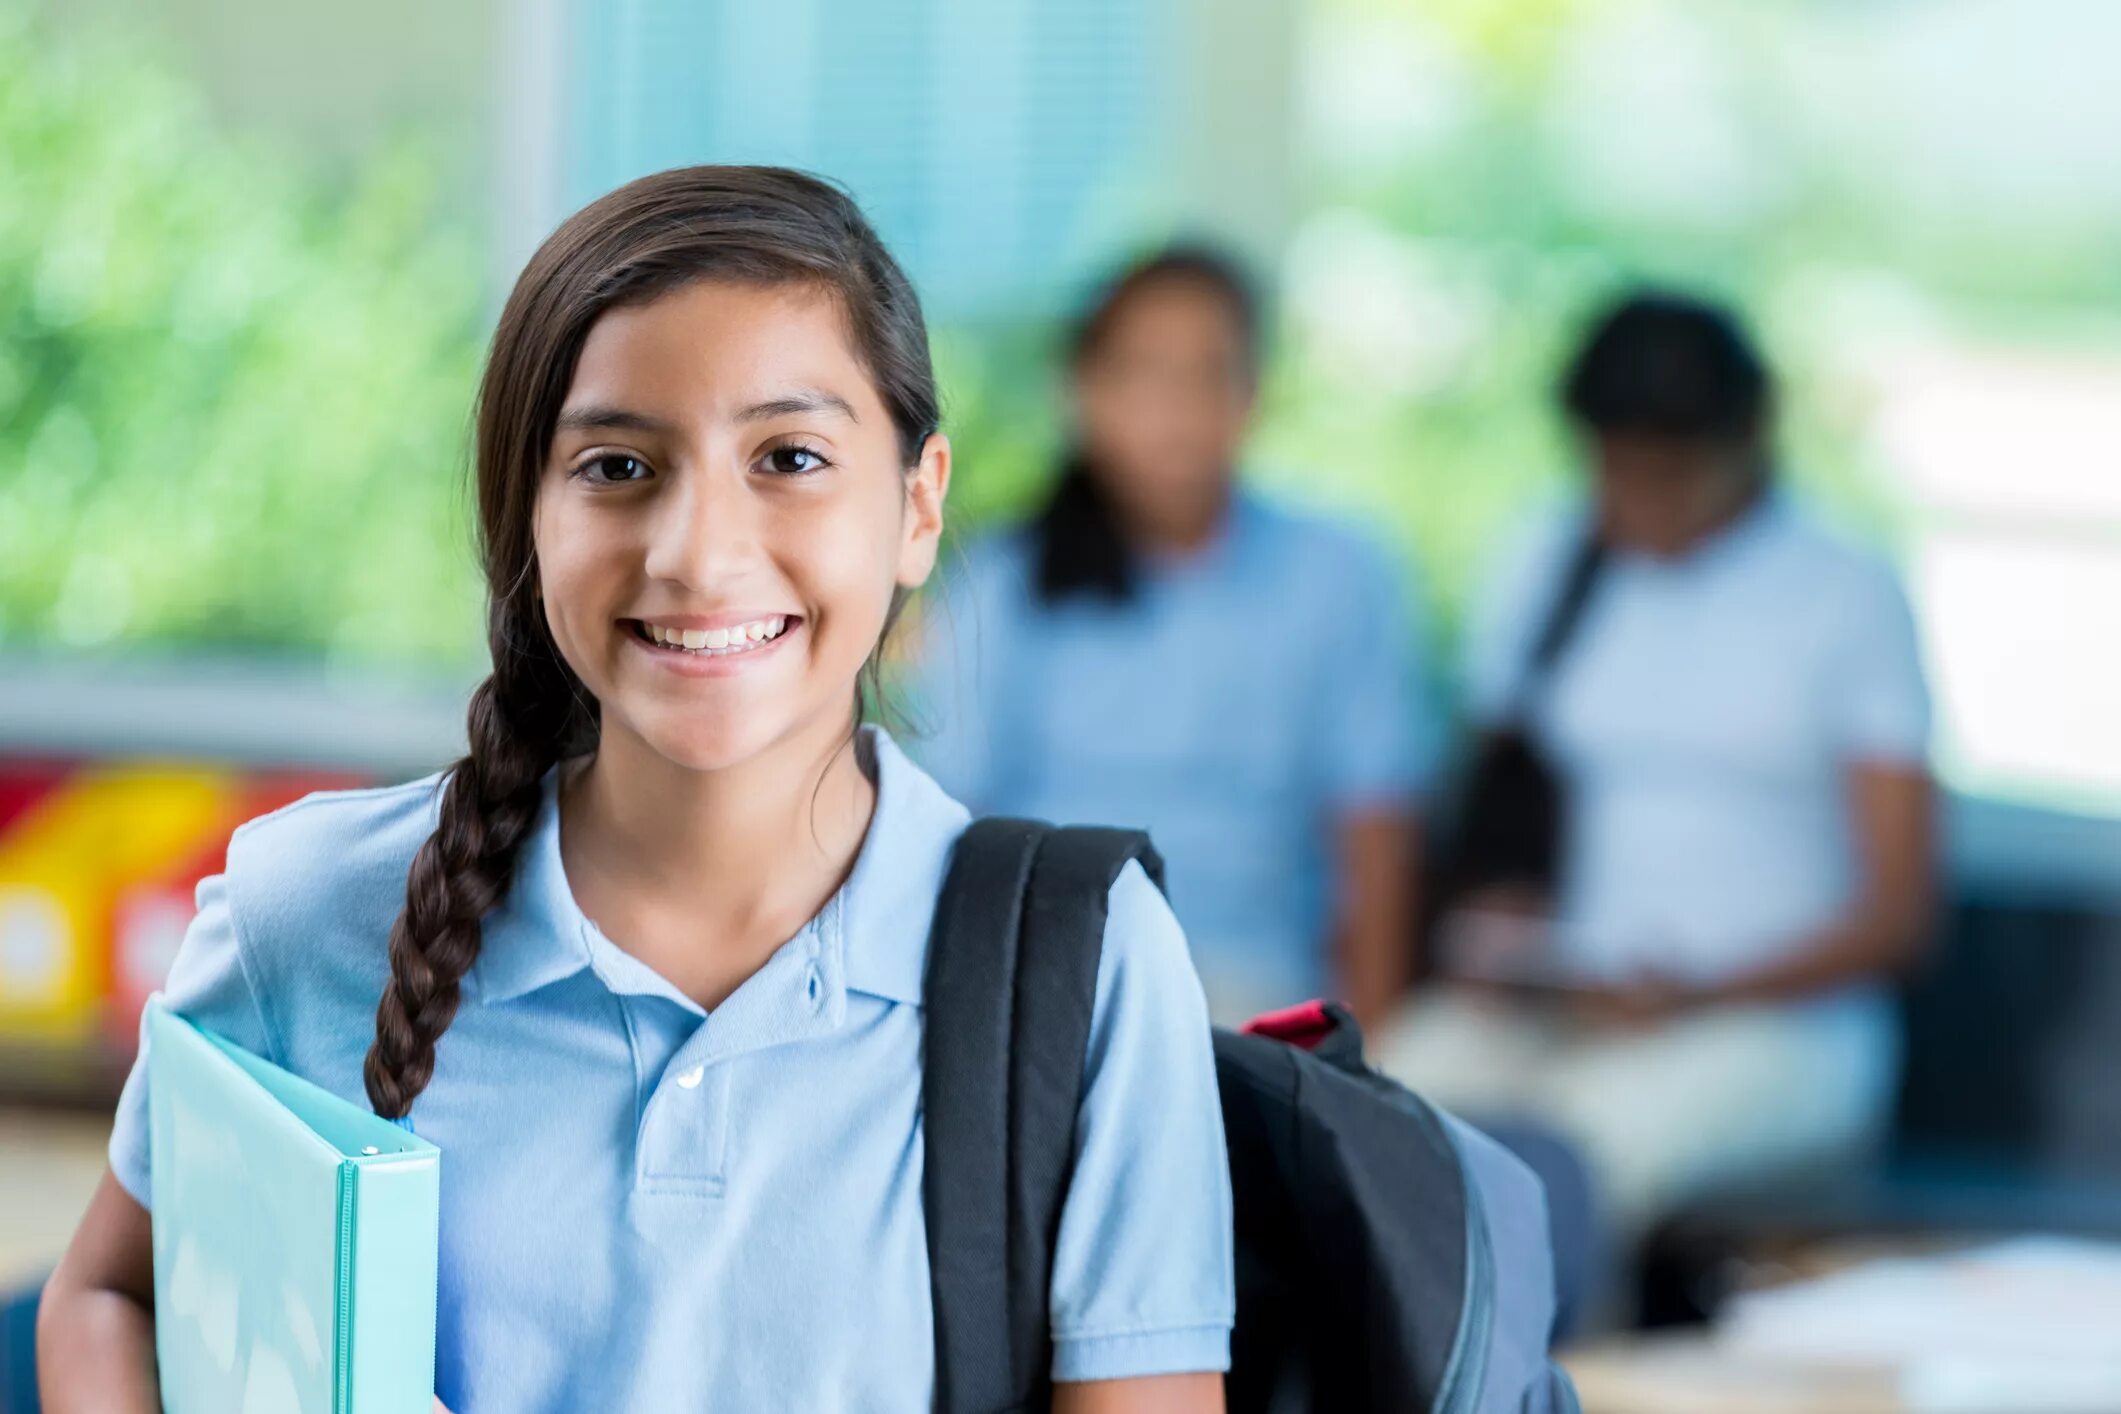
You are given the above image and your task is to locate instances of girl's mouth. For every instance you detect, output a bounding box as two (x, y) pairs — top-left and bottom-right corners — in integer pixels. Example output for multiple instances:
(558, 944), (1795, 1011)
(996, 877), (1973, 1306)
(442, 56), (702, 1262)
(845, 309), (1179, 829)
(624, 615), (798, 658)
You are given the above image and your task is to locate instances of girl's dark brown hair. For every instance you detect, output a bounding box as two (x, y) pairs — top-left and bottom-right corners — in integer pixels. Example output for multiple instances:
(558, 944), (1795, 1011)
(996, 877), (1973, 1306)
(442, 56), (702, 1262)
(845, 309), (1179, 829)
(1034, 243), (1260, 605)
(363, 166), (941, 1119)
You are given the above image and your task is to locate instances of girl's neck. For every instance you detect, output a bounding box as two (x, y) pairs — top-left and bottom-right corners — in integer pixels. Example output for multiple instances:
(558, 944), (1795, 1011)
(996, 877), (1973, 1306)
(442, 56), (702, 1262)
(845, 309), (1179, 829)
(557, 710), (877, 990)
(1126, 481), (1236, 562)
(1672, 472), (1772, 560)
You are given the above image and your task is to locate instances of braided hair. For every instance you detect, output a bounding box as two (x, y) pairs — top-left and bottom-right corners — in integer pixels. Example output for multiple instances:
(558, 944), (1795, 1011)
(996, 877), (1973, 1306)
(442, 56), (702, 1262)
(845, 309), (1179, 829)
(363, 166), (942, 1119)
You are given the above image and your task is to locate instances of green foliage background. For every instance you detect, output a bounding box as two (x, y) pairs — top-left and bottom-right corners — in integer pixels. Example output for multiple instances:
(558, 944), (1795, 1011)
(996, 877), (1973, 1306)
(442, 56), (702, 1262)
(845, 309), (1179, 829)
(4, 0), (2117, 682)
(0, 12), (486, 667)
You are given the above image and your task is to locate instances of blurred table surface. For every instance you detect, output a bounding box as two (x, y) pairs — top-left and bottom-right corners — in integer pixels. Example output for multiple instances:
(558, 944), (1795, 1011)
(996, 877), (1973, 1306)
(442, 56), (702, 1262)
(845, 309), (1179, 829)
(0, 1108), (109, 1290)
(1561, 1232), (2121, 1414)
(1562, 1336), (1901, 1414)
(1562, 1235), (1905, 1413)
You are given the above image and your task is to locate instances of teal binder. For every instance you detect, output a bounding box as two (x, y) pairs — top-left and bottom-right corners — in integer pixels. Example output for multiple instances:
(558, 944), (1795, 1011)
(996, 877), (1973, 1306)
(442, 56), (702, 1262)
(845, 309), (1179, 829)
(145, 996), (441, 1413)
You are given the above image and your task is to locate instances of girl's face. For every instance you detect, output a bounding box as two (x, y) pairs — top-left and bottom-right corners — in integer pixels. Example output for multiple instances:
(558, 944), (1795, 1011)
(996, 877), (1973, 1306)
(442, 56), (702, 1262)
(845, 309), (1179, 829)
(1072, 278), (1254, 542)
(1588, 430), (1758, 559)
(533, 279), (948, 774)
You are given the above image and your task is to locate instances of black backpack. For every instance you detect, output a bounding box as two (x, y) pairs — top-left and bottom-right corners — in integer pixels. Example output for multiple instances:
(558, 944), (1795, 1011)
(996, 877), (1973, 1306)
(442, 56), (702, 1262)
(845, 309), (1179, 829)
(1418, 532), (1607, 955)
(922, 818), (1580, 1414)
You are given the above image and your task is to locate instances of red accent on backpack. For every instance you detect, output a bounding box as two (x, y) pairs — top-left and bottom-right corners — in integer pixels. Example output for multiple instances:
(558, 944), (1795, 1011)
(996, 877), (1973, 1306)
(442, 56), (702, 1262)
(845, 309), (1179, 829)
(1240, 999), (1337, 1051)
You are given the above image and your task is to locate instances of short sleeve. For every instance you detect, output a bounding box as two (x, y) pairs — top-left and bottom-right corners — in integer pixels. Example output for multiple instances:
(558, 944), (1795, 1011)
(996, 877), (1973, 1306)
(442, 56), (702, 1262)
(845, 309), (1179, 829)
(107, 871), (278, 1209)
(903, 536), (1029, 812)
(1461, 506), (1585, 726)
(1319, 534), (1436, 806)
(1825, 557), (1932, 765)
(1047, 862), (1235, 1382)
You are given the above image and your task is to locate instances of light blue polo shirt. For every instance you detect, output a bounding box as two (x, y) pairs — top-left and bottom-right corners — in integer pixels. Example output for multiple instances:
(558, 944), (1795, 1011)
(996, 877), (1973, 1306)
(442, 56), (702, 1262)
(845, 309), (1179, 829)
(1466, 491), (1931, 991)
(911, 489), (1434, 1020)
(109, 727), (1234, 1411)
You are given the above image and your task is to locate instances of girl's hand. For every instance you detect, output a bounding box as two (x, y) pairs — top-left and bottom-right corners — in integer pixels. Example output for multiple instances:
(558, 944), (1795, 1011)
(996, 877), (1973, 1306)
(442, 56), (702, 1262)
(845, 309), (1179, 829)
(1433, 894), (1559, 996)
(433, 1400), (453, 1413)
(1569, 972), (1701, 1031)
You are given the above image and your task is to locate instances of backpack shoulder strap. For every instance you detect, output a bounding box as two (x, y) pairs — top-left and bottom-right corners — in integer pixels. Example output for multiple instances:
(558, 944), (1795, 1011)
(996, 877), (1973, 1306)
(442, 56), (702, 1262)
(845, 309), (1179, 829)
(923, 818), (1164, 1414)
(1509, 529), (1608, 715)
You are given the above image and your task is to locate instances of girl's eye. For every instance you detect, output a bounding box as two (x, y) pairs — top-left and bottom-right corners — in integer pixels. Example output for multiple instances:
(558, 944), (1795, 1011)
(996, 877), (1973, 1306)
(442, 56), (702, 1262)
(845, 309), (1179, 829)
(578, 453), (651, 484)
(760, 445), (829, 477)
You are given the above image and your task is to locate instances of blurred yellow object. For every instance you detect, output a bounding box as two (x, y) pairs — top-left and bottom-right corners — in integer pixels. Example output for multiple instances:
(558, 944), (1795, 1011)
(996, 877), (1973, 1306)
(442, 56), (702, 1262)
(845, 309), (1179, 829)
(0, 765), (237, 1042)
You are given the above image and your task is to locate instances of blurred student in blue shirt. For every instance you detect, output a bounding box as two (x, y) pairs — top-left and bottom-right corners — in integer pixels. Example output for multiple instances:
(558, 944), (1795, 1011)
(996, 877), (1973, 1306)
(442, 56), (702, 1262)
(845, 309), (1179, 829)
(912, 247), (1434, 1030)
(1380, 291), (1936, 1234)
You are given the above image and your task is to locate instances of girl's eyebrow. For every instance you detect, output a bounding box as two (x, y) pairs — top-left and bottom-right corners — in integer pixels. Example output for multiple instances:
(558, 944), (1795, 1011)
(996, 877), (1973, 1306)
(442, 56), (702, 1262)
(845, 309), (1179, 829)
(555, 390), (858, 434)
(736, 388), (859, 424)
(554, 405), (677, 436)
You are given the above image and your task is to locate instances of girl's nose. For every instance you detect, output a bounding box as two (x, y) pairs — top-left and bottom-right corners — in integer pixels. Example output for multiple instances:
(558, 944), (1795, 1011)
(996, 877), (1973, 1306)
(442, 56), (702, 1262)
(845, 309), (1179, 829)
(643, 466), (763, 588)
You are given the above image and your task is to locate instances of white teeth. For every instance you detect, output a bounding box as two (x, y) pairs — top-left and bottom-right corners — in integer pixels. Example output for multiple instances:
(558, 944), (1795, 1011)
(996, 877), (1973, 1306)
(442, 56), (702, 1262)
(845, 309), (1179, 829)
(640, 617), (789, 655)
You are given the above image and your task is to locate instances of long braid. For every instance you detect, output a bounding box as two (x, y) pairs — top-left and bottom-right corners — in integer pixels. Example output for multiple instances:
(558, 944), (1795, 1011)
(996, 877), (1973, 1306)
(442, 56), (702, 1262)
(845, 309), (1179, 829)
(363, 627), (585, 1118)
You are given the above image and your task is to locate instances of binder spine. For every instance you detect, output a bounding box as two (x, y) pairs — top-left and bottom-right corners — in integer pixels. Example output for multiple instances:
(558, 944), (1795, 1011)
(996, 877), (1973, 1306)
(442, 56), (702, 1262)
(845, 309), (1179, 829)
(334, 1158), (357, 1412)
(342, 1152), (443, 1412)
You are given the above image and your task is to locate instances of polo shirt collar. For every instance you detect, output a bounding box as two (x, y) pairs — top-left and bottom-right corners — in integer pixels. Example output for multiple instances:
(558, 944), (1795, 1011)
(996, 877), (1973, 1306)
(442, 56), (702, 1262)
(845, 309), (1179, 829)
(467, 726), (964, 1011)
(465, 762), (595, 1005)
(1139, 485), (1262, 584)
(1616, 485), (1788, 577)
(836, 726), (967, 1007)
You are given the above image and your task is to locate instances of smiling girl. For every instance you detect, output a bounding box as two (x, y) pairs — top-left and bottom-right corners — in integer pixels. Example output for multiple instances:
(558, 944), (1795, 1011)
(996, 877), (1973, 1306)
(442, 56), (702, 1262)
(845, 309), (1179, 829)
(38, 167), (1233, 1412)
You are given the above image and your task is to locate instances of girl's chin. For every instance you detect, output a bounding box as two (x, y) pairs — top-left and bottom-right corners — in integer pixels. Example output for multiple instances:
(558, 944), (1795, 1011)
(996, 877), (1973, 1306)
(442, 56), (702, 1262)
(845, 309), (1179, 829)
(607, 699), (849, 777)
(626, 721), (788, 776)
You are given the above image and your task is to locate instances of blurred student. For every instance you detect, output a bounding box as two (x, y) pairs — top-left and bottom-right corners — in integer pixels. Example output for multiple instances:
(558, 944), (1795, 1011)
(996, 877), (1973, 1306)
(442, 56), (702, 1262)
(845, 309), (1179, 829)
(1380, 290), (1935, 1233)
(913, 247), (1432, 1030)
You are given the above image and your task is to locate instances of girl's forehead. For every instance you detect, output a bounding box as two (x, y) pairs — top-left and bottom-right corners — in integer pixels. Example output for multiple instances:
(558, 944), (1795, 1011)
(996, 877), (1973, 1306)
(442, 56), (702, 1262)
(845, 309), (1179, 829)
(567, 281), (875, 414)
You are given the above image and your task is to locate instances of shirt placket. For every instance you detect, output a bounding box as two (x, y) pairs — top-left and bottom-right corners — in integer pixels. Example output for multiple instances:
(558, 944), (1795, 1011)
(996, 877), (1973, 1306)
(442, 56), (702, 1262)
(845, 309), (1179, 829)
(617, 901), (847, 1201)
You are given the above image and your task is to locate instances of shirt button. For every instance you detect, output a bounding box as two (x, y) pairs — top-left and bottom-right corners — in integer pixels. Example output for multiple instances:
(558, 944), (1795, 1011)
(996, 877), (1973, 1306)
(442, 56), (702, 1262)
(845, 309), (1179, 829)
(675, 1064), (705, 1090)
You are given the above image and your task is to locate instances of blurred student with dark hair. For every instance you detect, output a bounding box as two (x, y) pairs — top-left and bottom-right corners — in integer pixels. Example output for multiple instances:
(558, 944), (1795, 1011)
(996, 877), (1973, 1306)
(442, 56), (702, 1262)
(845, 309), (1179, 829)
(913, 246), (1434, 1031)
(1380, 289), (1936, 1233)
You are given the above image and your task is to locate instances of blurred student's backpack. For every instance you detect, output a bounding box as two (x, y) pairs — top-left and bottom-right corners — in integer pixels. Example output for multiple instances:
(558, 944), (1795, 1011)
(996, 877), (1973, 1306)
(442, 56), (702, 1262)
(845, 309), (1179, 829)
(922, 819), (1580, 1414)
(1417, 532), (1606, 959)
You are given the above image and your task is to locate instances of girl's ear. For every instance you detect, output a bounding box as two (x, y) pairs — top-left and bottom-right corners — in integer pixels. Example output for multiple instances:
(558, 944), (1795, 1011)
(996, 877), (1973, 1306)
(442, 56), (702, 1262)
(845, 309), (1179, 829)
(896, 433), (952, 590)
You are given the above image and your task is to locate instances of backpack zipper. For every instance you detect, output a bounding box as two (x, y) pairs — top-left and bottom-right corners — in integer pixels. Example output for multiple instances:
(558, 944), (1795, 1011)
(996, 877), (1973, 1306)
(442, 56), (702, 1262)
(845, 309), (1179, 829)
(1430, 1125), (1496, 1414)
